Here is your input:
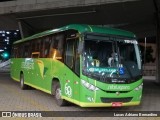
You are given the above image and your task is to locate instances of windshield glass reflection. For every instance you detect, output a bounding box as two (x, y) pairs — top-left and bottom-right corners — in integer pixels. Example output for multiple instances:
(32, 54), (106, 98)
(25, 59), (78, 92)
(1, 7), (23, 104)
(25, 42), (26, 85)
(82, 35), (142, 83)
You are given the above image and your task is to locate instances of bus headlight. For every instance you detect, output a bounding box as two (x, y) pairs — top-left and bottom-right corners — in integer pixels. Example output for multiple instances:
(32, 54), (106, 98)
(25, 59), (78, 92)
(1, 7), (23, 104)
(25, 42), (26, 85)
(134, 83), (143, 91)
(81, 79), (99, 91)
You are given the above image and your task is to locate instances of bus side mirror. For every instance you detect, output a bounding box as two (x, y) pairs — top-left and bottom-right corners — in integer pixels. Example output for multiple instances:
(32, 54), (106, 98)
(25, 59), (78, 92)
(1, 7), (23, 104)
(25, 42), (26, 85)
(78, 41), (84, 54)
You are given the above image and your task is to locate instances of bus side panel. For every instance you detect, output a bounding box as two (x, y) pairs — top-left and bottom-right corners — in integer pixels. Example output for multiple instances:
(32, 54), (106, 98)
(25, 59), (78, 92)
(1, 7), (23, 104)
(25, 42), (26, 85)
(11, 58), (23, 81)
(32, 58), (53, 92)
(52, 60), (80, 102)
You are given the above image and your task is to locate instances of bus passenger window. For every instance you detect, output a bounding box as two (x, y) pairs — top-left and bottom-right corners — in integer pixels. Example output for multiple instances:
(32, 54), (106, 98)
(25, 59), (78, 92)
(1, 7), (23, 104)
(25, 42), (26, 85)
(65, 40), (74, 69)
(12, 46), (18, 58)
(51, 49), (62, 60)
(44, 37), (51, 58)
(51, 34), (64, 61)
(74, 41), (80, 76)
(40, 39), (44, 58)
(18, 44), (23, 58)
(23, 42), (31, 57)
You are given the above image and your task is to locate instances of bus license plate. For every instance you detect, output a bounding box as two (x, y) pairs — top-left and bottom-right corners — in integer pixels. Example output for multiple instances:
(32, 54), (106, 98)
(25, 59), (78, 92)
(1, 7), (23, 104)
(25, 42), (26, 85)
(112, 102), (122, 107)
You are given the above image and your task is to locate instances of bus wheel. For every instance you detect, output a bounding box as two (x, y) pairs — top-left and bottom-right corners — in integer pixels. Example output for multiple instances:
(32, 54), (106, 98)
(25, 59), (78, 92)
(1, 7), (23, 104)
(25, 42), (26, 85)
(54, 82), (67, 106)
(20, 74), (27, 90)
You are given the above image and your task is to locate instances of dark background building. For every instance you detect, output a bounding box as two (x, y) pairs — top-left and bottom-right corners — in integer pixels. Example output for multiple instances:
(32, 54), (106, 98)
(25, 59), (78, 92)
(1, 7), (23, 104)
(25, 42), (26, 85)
(0, 30), (21, 60)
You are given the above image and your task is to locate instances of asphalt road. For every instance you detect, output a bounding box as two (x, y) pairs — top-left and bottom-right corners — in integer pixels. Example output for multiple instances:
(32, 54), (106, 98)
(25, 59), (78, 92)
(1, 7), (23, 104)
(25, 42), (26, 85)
(0, 72), (160, 119)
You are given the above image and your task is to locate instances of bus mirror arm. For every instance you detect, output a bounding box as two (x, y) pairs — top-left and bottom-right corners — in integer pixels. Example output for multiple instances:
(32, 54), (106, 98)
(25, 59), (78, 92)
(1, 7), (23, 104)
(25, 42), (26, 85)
(78, 41), (84, 54)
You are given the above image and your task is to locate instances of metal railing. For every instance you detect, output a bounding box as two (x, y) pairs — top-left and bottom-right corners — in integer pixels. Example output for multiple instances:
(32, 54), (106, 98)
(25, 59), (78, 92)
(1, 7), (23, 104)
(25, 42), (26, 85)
(0, 59), (10, 72)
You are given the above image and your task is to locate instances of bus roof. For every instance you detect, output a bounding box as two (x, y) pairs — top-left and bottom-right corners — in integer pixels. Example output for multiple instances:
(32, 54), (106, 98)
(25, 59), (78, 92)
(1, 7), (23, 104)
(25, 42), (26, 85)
(14, 24), (136, 44)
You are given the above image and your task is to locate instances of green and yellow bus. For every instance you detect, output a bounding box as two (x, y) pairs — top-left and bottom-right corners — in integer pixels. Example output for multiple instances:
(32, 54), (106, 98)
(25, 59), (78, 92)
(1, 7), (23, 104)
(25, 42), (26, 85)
(11, 24), (143, 107)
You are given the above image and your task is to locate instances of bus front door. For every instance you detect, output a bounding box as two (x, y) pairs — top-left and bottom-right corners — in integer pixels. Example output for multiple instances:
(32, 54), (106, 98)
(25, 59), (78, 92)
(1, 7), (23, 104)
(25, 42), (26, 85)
(64, 38), (80, 102)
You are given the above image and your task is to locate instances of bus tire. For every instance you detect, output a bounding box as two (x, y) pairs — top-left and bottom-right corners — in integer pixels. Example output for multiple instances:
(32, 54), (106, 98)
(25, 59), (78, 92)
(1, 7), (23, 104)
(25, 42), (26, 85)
(54, 82), (67, 106)
(20, 73), (27, 90)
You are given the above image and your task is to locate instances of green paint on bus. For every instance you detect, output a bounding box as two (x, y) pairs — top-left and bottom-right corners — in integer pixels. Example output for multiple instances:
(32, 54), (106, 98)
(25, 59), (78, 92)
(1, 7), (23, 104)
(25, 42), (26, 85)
(11, 24), (143, 107)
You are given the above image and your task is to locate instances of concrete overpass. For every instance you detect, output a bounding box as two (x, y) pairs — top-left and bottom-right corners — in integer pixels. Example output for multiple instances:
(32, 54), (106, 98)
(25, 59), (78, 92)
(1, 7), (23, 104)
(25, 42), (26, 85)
(0, 0), (157, 37)
(0, 0), (160, 83)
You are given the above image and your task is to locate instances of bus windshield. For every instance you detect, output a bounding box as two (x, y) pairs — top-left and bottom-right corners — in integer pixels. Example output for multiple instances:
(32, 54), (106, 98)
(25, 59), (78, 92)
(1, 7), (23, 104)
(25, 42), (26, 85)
(82, 34), (142, 84)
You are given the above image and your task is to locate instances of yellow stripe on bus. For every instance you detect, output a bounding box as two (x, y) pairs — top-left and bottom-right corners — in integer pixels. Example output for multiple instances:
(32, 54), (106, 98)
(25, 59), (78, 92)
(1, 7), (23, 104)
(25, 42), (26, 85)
(11, 77), (51, 94)
(62, 96), (140, 107)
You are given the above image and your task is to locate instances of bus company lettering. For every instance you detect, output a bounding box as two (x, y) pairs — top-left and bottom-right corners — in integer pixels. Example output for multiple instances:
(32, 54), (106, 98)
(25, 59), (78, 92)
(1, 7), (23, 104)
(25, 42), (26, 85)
(21, 62), (34, 70)
(108, 85), (130, 90)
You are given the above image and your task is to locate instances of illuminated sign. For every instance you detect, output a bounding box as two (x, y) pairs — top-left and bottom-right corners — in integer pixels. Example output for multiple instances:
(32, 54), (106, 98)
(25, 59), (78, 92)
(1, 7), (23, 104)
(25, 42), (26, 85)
(124, 40), (138, 44)
(88, 67), (117, 73)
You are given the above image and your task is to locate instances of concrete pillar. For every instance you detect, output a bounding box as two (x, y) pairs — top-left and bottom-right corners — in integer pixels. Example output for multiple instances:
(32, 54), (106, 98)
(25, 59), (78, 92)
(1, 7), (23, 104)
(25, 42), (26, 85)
(18, 21), (24, 38)
(153, 0), (160, 84)
(17, 20), (36, 38)
(156, 13), (160, 84)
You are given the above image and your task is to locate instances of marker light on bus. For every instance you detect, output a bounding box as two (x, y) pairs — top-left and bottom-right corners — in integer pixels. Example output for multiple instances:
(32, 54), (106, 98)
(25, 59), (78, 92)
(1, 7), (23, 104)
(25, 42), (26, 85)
(81, 79), (99, 91)
(134, 83), (143, 91)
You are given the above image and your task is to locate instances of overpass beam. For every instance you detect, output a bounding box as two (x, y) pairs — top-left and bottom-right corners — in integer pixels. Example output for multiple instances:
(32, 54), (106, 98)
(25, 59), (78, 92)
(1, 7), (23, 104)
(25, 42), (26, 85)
(18, 20), (35, 38)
